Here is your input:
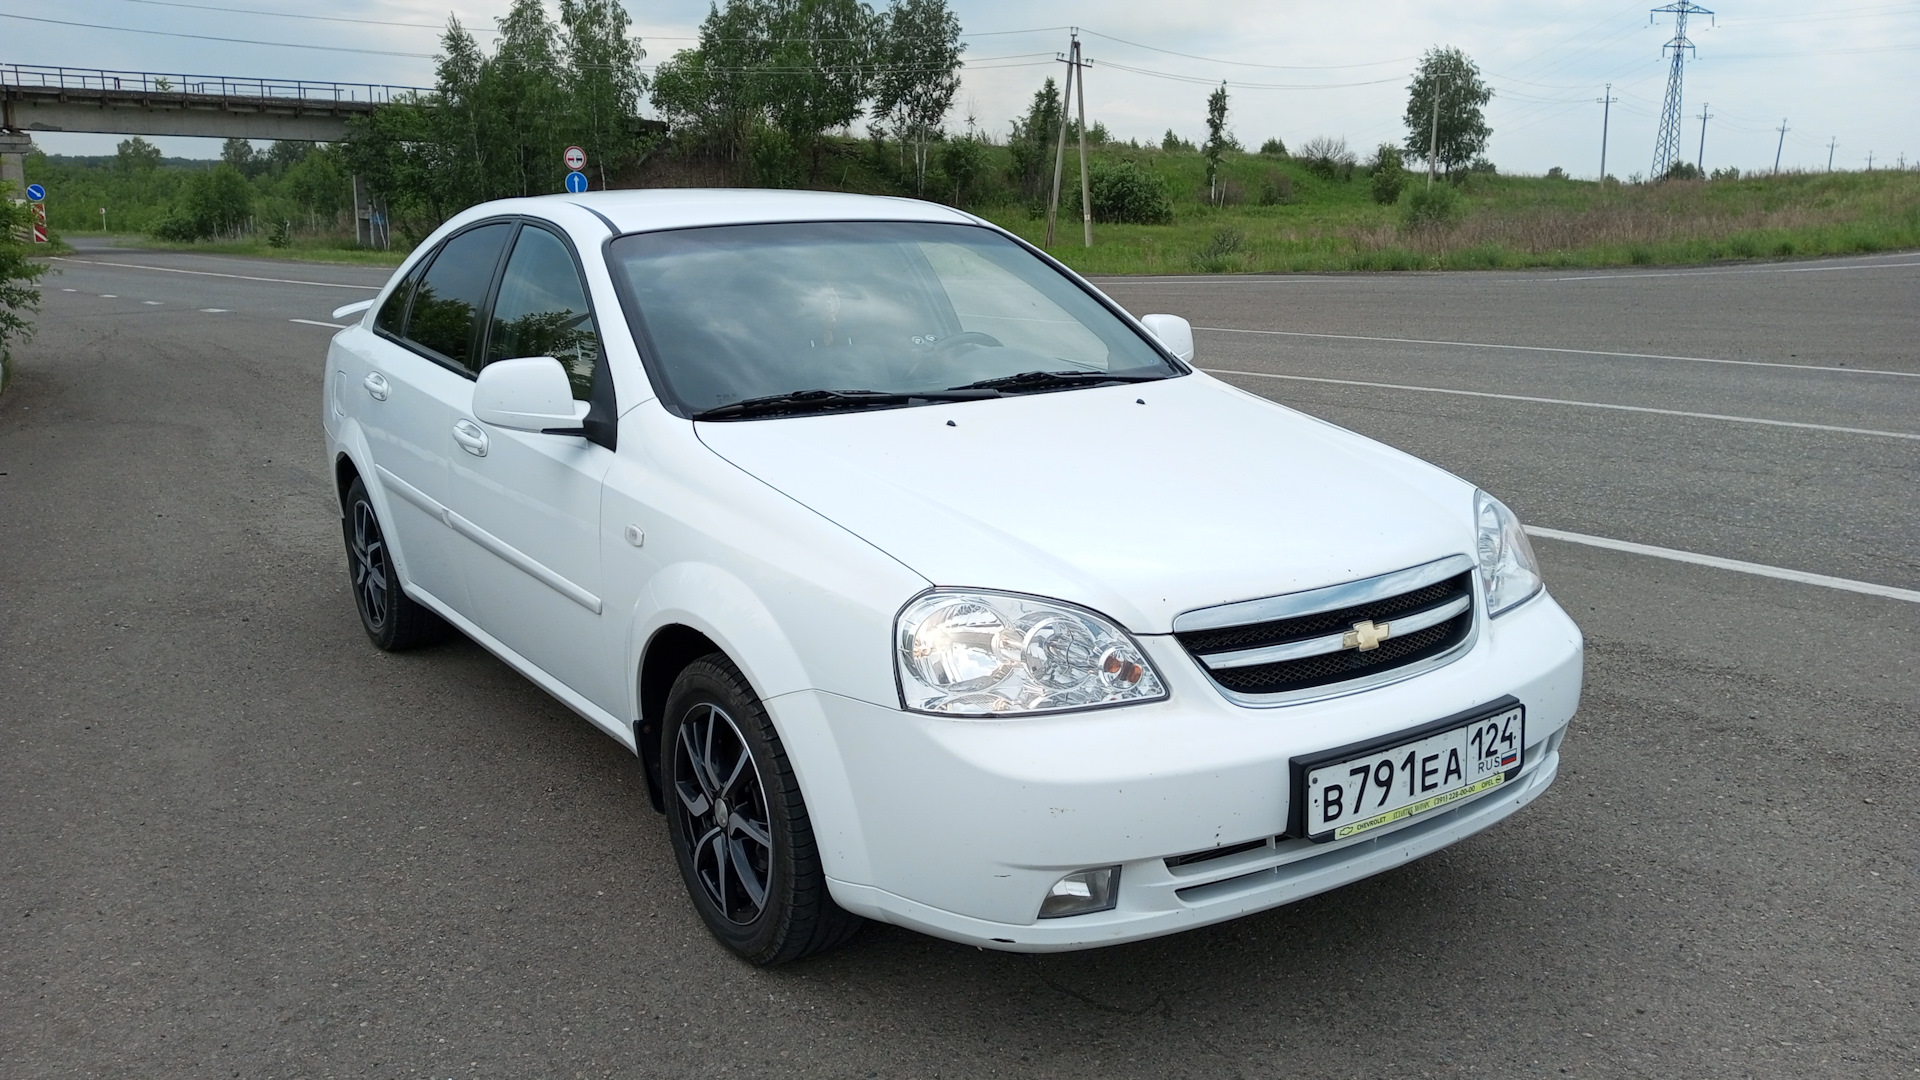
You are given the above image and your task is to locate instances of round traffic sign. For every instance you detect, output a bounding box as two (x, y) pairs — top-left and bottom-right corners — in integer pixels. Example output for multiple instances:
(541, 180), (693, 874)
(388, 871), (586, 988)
(25, 183), (46, 201)
(565, 171), (589, 194)
(563, 146), (586, 171)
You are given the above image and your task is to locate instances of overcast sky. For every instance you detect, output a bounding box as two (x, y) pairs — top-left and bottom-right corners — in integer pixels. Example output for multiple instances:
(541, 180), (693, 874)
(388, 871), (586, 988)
(12, 0), (1918, 176)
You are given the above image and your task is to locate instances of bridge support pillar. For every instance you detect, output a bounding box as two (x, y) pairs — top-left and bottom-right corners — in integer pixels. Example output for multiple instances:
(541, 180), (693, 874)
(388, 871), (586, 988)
(0, 130), (34, 199)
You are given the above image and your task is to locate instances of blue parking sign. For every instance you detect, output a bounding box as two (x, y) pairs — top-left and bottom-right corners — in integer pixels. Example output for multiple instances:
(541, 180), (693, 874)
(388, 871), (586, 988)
(564, 171), (588, 194)
(26, 183), (45, 201)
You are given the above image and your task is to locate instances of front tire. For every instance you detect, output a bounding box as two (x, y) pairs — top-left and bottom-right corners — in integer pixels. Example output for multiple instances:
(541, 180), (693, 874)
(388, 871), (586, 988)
(341, 477), (446, 651)
(663, 655), (862, 965)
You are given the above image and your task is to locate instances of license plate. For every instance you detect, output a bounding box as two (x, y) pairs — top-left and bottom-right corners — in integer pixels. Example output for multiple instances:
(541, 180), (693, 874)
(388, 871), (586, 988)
(1291, 700), (1525, 843)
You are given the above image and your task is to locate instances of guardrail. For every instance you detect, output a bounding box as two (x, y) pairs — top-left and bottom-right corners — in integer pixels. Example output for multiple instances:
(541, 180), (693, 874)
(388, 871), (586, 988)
(0, 63), (427, 104)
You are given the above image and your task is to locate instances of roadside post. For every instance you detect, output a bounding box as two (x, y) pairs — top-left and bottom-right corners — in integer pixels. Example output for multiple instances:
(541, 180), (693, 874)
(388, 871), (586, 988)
(27, 183), (48, 244)
(564, 146), (588, 194)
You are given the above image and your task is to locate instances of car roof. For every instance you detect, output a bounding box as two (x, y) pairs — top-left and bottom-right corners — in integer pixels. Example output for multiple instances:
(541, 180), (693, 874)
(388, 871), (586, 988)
(477, 188), (980, 235)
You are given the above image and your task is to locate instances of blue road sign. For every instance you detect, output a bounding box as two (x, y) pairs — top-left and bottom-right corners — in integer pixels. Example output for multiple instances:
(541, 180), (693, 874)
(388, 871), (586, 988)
(25, 183), (46, 201)
(564, 171), (589, 194)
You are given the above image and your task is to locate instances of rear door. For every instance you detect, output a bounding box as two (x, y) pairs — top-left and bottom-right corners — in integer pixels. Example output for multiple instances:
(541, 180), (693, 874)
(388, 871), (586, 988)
(444, 222), (620, 711)
(360, 221), (514, 618)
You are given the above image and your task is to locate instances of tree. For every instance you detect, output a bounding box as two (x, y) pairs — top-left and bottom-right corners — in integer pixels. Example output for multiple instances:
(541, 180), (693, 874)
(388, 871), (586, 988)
(152, 164), (254, 241)
(221, 138), (261, 177)
(1202, 82), (1232, 205)
(1258, 137), (1287, 157)
(263, 140), (310, 175)
(560, 0), (650, 190)
(0, 199), (45, 389)
(763, 0), (877, 178)
(1160, 129), (1195, 153)
(114, 136), (163, 174)
(1402, 46), (1492, 179)
(1006, 77), (1063, 201)
(872, 0), (963, 194)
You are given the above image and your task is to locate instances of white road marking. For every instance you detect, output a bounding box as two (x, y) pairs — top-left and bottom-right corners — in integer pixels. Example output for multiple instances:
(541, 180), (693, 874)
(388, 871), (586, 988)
(200, 308), (228, 313)
(142, 300), (163, 306)
(1196, 325), (1917, 380)
(1526, 527), (1920, 604)
(1206, 368), (1920, 441)
(99, 294), (116, 298)
(61, 287), (76, 292)
(290, 318), (348, 329)
(50, 257), (382, 291)
(1542, 259), (1920, 283)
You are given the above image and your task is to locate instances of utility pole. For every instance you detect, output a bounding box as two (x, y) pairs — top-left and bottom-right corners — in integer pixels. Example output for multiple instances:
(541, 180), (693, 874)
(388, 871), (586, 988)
(1597, 83), (1618, 183)
(1827, 137), (1837, 171)
(1045, 30), (1094, 248)
(1649, 1), (1713, 179)
(1866, 150), (1874, 170)
(1773, 118), (1789, 175)
(1695, 103), (1712, 174)
(1426, 75), (1448, 188)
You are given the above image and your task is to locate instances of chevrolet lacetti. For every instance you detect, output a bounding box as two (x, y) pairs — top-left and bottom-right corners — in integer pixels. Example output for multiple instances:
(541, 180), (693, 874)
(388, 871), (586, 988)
(320, 189), (1583, 965)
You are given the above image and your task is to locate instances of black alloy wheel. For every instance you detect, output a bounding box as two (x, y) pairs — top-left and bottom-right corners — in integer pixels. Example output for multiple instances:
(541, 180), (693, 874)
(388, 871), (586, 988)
(340, 477), (446, 651)
(662, 655), (862, 964)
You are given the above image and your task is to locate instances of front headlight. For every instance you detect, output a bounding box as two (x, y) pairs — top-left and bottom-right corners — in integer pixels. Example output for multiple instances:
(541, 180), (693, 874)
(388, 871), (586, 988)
(895, 590), (1168, 716)
(1475, 490), (1543, 616)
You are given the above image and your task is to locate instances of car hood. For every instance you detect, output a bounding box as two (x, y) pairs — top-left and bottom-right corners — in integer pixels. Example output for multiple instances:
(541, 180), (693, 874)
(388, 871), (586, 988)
(694, 373), (1476, 634)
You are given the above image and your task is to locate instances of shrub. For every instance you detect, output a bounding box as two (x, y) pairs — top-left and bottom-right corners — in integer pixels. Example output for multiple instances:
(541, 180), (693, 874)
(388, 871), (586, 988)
(1464, 157), (1497, 175)
(1710, 166), (1741, 181)
(268, 219), (292, 248)
(1368, 143), (1407, 205)
(149, 165), (254, 242)
(1066, 159), (1174, 224)
(1546, 166), (1566, 180)
(1160, 129), (1195, 153)
(1188, 227), (1246, 273)
(1298, 136), (1356, 181)
(1661, 161), (1702, 182)
(1258, 137), (1287, 157)
(1258, 171), (1294, 206)
(1401, 182), (1460, 228)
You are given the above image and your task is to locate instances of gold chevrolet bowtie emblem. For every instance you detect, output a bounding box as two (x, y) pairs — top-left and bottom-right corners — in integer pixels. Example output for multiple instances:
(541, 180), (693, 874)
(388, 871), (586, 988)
(1343, 619), (1391, 651)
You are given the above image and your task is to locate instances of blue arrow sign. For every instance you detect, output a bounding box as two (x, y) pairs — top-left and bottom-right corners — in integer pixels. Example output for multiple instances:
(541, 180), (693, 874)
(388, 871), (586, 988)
(564, 171), (589, 194)
(25, 183), (46, 201)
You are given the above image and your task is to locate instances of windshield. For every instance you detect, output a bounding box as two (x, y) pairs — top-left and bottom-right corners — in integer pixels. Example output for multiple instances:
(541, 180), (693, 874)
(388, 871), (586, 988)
(607, 221), (1183, 418)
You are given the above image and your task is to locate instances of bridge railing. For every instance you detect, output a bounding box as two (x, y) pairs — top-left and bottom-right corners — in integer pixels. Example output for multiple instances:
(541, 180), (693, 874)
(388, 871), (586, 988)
(0, 63), (428, 104)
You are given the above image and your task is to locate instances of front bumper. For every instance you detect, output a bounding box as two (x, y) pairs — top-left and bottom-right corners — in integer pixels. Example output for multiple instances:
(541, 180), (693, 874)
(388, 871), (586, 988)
(771, 589), (1584, 952)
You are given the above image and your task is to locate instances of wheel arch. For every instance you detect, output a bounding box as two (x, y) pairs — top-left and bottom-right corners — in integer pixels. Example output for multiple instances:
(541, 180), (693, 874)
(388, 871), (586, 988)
(635, 623), (723, 812)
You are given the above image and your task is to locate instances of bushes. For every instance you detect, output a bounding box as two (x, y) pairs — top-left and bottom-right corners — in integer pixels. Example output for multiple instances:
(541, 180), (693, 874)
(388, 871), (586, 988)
(149, 165), (254, 242)
(1188, 227), (1246, 273)
(1258, 171), (1294, 206)
(1402, 182), (1460, 228)
(1258, 137), (1288, 157)
(1066, 159), (1174, 225)
(1298, 136), (1357, 182)
(1368, 143), (1407, 205)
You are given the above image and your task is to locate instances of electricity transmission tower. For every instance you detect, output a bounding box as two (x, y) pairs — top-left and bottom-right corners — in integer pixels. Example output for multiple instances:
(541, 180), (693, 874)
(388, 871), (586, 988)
(1650, 1), (1713, 179)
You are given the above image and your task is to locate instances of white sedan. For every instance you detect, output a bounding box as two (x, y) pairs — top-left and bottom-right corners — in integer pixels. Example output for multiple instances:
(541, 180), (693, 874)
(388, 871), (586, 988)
(321, 190), (1583, 964)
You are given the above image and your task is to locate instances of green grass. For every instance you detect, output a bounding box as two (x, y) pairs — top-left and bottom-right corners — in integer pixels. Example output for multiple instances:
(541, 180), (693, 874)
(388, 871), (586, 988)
(117, 234), (410, 267)
(966, 151), (1920, 275)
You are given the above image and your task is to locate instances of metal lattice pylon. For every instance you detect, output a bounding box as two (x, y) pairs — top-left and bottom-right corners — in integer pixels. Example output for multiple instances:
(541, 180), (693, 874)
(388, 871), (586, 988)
(1650, 1), (1713, 179)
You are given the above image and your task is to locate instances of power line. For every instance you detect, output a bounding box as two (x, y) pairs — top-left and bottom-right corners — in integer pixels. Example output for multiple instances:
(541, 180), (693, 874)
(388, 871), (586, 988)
(1094, 60), (1404, 91)
(96, 0), (493, 32)
(1077, 29), (1413, 70)
(0, 12), (436, 56)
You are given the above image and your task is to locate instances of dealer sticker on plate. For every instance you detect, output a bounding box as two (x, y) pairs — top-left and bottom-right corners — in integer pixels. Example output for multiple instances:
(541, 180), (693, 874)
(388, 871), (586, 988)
(1299, 703), (1524, 842)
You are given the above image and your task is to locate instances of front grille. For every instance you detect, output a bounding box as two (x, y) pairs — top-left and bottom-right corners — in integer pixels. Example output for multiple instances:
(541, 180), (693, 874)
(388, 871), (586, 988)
(1175, 566), (1474, 700)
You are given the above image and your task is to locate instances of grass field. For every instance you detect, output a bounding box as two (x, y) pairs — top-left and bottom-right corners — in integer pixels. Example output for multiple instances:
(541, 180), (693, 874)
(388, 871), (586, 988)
(972, 150), (1920, 275)
(118, 235), (410, 267)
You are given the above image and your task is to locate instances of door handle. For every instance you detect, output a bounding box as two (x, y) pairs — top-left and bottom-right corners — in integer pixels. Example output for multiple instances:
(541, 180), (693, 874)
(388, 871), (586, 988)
(452, 419), (489, 457)
(363, 372), (390, 401)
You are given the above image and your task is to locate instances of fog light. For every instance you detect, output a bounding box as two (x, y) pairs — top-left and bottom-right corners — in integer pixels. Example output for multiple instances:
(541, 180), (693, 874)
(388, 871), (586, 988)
(1038, 866), (1120, 919)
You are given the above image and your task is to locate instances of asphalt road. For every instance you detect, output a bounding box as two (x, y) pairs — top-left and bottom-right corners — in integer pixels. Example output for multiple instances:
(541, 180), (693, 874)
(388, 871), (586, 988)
(4, 239), (1916, 1080)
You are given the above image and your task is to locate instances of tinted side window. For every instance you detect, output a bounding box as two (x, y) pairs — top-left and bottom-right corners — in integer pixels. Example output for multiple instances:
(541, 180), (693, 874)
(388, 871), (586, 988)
(486, 226), (599, 401)
(374, 264), (417, 336)
(405, 223), (512, 373)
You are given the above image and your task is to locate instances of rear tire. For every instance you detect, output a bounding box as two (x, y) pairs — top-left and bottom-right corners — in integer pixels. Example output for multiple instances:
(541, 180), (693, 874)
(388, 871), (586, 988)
(663, 654), (863, 965)
(341, 477), (447, 651)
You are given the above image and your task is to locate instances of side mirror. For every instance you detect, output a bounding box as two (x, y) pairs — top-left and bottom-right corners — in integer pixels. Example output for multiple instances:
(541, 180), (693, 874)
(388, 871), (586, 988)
(1140, 314), (1195, 364)
(473, 357), (586, 433)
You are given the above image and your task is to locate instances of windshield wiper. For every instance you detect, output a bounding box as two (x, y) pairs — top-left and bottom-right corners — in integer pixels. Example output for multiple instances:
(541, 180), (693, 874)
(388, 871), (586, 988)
(690, 387), (998, 421)
(951, 370), (1168, 394)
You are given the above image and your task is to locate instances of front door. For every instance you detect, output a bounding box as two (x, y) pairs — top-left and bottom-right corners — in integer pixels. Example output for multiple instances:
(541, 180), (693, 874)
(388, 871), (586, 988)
(444, 223), (619, 712)
(359, 221), (515, 617)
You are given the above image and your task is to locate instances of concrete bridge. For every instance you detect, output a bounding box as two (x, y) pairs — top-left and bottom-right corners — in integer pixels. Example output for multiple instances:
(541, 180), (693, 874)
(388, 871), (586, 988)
(2, 64), (423, 142)
(2, 64), (428, 244)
